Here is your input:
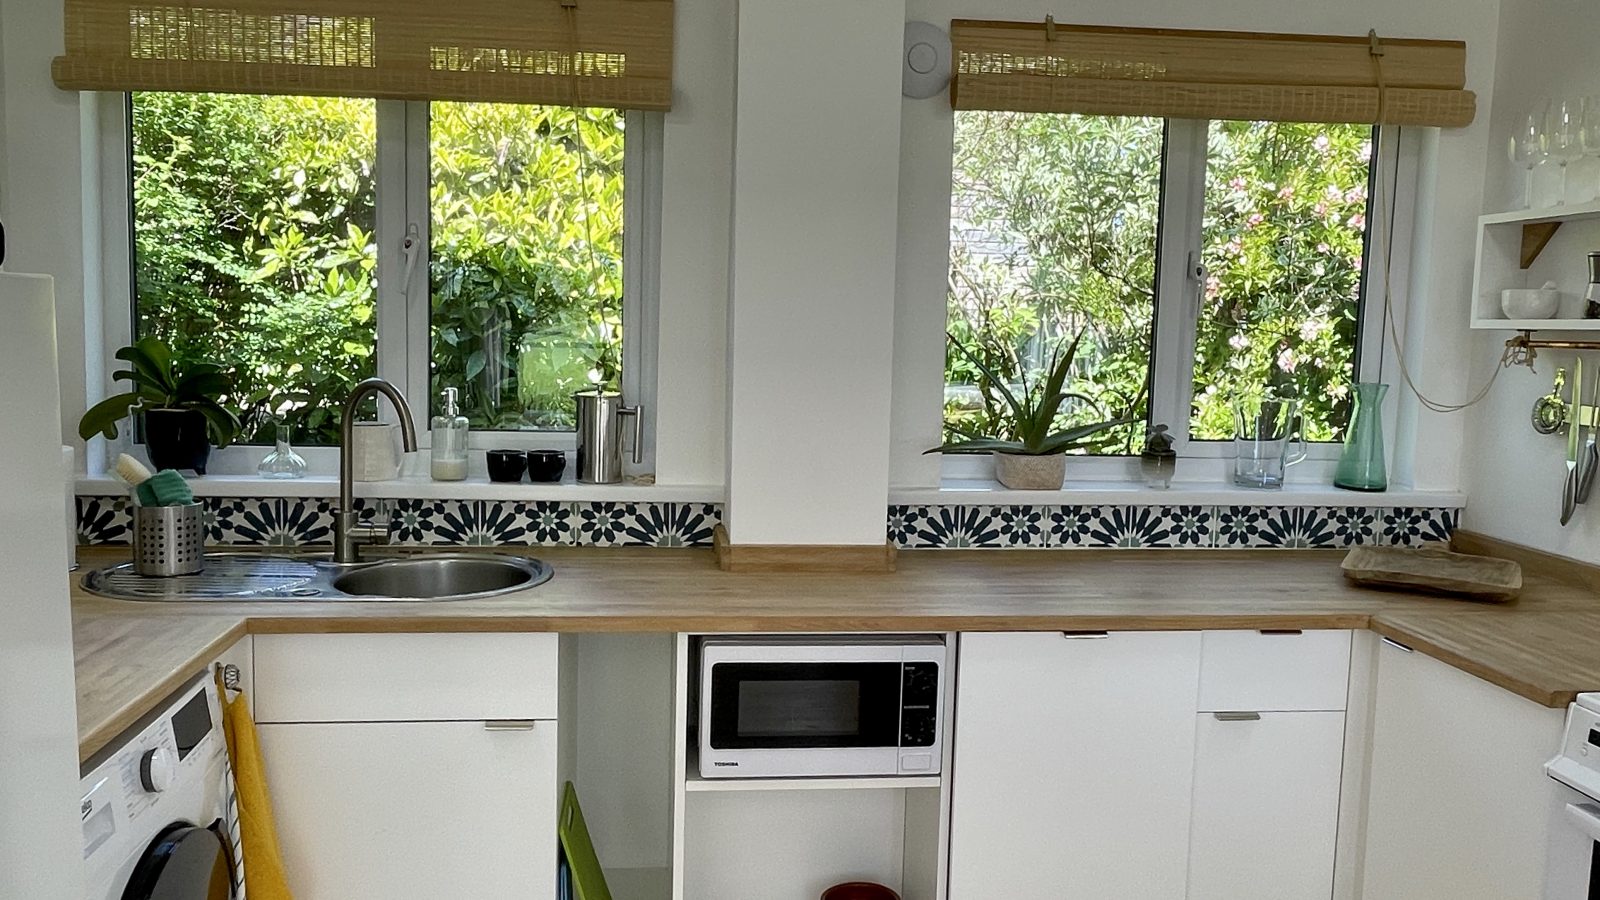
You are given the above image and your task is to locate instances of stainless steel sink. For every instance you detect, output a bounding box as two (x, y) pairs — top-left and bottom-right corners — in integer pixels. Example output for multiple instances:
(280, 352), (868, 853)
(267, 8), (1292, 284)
(331, 555), (551, 600)
(81, 553), (552, 602)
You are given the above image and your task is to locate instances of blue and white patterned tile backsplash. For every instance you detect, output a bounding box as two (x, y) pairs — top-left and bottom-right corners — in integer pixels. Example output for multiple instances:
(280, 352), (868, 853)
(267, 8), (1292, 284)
(77, 495), (1454, 551)
(886, 504), (1458, 550)
(76, 495), (724, 548)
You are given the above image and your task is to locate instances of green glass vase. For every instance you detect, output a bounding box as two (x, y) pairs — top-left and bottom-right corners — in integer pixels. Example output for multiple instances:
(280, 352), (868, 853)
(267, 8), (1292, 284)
(1334, 382), (1388, 492)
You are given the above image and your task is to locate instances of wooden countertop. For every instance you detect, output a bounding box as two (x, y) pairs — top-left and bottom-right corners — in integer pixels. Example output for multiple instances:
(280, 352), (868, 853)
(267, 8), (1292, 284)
(72, 545), (1600, 762)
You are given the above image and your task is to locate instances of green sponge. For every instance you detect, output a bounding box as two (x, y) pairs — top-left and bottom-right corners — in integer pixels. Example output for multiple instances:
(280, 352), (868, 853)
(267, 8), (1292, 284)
(135, 469), (195, 507)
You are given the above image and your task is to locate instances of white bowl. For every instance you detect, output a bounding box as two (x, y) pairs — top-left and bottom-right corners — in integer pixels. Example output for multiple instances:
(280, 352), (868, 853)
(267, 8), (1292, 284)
(1501, 288), (1561, 320)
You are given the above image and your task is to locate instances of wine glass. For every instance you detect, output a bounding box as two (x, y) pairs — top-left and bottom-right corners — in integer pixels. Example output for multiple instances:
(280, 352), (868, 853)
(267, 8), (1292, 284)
(1581, 95), (1600, 202)
(1510, 106), (1548, 208)
(1542, 98), (1587, 206)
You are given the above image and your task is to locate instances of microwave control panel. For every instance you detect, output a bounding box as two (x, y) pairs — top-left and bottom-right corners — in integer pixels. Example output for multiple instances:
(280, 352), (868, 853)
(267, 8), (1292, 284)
(901, 662), (940, 748)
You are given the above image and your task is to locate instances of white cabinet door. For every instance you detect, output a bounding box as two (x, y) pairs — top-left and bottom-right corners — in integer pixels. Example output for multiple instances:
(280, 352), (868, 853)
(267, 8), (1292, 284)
(1360, 638), (1563, 900)
(948, 631), (1202, 900)
(1188, 711), (1345, 900)
(258, 720), (558, 900)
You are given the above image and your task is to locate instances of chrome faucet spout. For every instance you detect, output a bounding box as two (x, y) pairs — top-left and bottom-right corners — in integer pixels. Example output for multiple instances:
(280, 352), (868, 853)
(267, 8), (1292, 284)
(335, 378), (419, 563)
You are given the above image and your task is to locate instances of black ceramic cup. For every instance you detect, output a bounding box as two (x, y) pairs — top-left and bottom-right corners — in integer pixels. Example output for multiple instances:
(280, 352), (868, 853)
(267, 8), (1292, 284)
(486, 449), (527, 483)
(527, 449), (567, 483)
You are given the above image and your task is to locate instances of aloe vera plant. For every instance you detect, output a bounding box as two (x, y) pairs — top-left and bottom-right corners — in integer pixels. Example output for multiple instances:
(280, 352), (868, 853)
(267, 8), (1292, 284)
(927, 331), (1131, 456)
(78, 336), (242, 447)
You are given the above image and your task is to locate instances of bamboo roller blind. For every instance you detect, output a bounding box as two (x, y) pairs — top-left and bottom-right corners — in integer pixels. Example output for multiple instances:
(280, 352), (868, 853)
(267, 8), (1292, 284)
(52, 0), (674, 109)
(950, 20), (1475, 128)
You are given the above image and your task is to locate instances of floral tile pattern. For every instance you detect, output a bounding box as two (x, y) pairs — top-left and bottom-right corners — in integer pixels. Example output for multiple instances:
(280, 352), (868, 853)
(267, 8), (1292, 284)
(77, 495), (131, 545)
(74, 495), (1457, 551)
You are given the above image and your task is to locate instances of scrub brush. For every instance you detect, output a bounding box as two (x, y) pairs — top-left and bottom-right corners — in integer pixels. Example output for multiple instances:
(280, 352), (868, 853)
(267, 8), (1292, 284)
(113, 453), (196, 507)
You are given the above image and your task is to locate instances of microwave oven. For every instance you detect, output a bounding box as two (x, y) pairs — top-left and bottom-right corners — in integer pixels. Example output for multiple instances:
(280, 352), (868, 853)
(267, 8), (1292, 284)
(697, 635), (947, 779)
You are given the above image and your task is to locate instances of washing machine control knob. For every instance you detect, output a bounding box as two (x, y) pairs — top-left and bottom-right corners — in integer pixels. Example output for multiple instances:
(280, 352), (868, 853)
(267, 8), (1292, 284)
(139, 748), (173, 793)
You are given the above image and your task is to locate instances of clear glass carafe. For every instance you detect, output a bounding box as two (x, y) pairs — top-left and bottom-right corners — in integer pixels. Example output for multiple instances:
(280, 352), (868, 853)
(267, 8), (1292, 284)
(257, 422), (308, 479)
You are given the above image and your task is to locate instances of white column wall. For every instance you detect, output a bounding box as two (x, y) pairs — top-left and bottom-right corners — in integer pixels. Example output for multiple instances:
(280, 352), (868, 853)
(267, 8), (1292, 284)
(722, 0), (906, 544)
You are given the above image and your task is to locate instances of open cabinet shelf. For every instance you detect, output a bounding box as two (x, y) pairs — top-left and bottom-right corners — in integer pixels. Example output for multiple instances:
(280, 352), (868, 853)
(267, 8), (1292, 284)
(1471, 202), (1600, 331)
(684, 753), (943, 793)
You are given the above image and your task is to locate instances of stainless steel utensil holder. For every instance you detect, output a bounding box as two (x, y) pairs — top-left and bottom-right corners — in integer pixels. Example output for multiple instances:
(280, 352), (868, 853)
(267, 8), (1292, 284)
(133, 503), (205, 576)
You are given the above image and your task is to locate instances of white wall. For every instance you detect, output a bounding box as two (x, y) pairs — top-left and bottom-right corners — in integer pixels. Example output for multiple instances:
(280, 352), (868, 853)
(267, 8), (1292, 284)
(1462, 0), (1600, 560)
(0, 274), (85, 900)
(888, 0), (1503, 491)
(722, 0), (906, 544)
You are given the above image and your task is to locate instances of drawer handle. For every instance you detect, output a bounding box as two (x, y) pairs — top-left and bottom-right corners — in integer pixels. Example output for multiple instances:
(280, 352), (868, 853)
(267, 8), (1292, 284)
(1381, 637), (1415, 653)
(1213, 711), (1262, 722)
(1257, 629), (1303, 636)
(484, 720), (539, 731)
(1061, 631), (1110, 639)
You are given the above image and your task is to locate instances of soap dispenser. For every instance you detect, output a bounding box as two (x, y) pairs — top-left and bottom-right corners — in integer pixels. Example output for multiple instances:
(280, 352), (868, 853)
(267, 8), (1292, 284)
(431, 387), (469, 481)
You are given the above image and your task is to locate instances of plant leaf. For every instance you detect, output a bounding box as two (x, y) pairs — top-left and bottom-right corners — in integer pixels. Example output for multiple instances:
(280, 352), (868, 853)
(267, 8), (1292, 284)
(947, 336), (1024, 423)
(1033, 417), (1136, 454)
(77, 392), (144, 441)
(923, 438), (1029, 455)
(193, 399), (242, 449)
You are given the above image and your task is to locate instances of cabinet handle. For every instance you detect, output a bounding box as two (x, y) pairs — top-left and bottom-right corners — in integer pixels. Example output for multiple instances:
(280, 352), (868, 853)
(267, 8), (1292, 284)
(484, 720), (539, 731)
(1381, 636), (1415, 653)
(1060, 630), (1110, 639)
(1257, 629), (1303, 636)
(1212, 711), (1262, 721)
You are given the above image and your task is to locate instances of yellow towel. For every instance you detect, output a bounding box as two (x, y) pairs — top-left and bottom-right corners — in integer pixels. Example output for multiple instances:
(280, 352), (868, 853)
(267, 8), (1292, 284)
(218, 683), (295, 900)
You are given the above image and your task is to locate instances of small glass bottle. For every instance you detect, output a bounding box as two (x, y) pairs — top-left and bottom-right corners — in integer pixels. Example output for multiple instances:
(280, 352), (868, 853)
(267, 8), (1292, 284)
(431, 387), (470, 481)
(1140, 424), (1177, 489)
(257, 421), (308, 479)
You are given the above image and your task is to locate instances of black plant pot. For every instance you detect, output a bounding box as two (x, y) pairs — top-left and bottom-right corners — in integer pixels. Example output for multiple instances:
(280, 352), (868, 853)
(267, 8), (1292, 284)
(144, 408), (212, 474)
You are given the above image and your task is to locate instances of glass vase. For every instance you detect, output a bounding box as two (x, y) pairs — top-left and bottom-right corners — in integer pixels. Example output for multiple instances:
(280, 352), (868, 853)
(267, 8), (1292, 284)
(257, 423), (308, 479)
(1333, 383), (1388, 492)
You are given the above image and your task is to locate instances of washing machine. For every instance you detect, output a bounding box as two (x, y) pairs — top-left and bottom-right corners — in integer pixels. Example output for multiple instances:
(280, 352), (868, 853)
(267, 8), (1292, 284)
(80, 675), (245, 900)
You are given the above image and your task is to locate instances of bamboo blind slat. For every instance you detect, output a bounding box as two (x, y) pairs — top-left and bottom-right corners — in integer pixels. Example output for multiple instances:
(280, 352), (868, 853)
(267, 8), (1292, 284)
(52, 0), (674, 109)
(950, 20), (1475, 128)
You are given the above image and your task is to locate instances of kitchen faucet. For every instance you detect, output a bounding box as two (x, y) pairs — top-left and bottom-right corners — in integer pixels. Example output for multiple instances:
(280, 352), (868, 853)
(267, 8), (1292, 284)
(335, 378), (419, 563)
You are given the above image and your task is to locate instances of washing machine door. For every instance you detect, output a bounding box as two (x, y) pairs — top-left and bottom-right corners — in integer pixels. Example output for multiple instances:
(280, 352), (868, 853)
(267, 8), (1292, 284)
(121, 819), (234, 900)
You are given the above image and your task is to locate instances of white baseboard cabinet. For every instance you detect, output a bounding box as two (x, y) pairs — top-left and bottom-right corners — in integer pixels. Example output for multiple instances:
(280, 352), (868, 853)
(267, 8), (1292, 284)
(949, 631), (1205, 899)
(253, 633), (561, 900)
(257, 720), (558, 900)
(949, 630), (1353, 900)
(1359, 636), (1564, 900)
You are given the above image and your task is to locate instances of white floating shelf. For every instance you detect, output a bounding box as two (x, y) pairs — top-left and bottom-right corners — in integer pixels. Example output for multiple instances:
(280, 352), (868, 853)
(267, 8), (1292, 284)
(1470, 318), (1600, 332)
(1471, 203), (1600, 331)
(1479, 199), (1600, 227)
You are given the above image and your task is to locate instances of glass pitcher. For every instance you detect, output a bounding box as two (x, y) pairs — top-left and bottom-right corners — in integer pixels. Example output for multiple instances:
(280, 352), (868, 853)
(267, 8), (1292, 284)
(1232, 391), (1307, 489)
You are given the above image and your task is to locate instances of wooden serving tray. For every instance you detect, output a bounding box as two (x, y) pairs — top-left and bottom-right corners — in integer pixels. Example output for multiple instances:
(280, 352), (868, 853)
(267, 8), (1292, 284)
(1341, 546), (1522, 602)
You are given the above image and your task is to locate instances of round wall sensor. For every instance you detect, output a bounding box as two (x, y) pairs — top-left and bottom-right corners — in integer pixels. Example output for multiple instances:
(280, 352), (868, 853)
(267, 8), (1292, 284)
(903, 21), (951, 100)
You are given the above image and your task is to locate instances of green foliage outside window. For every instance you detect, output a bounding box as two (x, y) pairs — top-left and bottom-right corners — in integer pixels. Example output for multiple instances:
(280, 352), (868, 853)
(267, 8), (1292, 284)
(130, 93), (624, 445)
(947, 112), (1373, 453)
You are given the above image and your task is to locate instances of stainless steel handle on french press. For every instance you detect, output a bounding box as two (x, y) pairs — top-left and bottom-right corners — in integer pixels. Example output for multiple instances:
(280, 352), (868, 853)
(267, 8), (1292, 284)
(618, 405), (642, 464)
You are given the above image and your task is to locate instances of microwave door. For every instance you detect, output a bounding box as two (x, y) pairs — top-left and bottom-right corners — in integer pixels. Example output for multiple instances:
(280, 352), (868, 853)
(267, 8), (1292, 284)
(708, 662), (900, 750)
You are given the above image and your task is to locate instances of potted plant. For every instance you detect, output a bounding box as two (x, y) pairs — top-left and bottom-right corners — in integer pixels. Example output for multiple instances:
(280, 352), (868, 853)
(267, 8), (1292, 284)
(78, 336), (241, 474)
(926, 331), (1131, 490)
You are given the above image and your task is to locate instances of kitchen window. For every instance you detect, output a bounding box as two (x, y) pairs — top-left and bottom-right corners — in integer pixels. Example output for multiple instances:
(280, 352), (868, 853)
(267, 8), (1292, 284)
(116, 93), (659, 454)
(946, 112), (1385, 459)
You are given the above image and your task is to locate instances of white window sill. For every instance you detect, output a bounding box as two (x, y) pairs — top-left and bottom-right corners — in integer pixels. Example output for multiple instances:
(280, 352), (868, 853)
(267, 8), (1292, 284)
(76, 474), (726, 505)
(891, 478), (1465, 508)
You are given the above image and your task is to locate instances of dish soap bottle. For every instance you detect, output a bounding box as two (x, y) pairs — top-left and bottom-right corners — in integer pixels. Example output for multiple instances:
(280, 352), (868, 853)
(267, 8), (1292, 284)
(431, 387), (469, 481)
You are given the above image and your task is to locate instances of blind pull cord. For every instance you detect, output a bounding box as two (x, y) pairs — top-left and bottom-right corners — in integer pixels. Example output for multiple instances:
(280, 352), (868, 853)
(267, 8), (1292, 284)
(1368, 30), (1509, 414)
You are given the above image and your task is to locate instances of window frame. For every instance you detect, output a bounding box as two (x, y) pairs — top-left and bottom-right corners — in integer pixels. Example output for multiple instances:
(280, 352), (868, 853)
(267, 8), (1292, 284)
(940, 115), (1408, 481)
(96, 92), (663, 475)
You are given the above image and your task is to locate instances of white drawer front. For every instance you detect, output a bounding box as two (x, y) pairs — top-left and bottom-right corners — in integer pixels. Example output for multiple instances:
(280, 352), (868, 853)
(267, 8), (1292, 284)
(253, 632), (558, 723)
(1198, 630), (1350, 712)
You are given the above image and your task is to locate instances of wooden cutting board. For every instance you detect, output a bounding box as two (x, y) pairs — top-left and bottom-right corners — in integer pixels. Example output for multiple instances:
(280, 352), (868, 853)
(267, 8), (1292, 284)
(1341, 546), (1522, 602)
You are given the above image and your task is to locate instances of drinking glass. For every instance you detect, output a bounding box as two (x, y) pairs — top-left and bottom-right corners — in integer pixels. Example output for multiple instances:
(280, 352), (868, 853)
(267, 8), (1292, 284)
(1510, 108), (1547, 208)
(1581, 96), (1600, 201)
(1543, 98), (1587, 205)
